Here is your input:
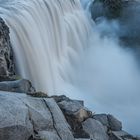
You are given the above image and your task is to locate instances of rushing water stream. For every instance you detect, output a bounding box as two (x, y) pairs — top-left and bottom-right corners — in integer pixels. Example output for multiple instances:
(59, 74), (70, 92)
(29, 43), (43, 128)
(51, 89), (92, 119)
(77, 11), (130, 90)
(0, 0), (139, 135)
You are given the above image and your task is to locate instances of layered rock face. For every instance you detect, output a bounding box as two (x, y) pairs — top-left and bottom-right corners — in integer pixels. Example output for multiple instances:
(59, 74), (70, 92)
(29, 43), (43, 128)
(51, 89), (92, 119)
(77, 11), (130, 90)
(0, 18), (35, 94)
(0, 18), (14, 77)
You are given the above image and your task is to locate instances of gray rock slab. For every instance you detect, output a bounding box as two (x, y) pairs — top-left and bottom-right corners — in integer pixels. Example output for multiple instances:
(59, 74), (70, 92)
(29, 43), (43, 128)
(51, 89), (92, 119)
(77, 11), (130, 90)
(82, 118), (109, 140)
(0, 92), (33, 140)
(0, 79), (35, 93)
(108, 115), (122, 131)
(44, 98), (75, 140)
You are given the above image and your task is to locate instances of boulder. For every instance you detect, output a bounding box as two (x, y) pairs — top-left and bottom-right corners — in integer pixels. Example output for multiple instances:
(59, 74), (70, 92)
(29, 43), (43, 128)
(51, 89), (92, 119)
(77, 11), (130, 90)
(0, 92), (33, 140)
(93, 114), (109, 127)
(0, 92), (75, 140)
(93, 114), (122, 132)
(57, 98), (91, 139)
(109, 130), (136, 140)
(0, 79), (35, 93)
(0, 18), (15, 77)
(58, 100), (92, 122)
(108, 115), (122, 131)
(93, 114), (109, 132)
(82, 118), (109, 140)
(20, 97), (54, 132)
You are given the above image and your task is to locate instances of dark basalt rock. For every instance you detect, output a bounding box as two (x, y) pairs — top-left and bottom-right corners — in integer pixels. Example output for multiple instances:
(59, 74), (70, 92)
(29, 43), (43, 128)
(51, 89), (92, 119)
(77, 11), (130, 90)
(91, 0), (123, 20)
(0, 18), (15, 77)
(91, 0), (140, 48)
(51, 95), (71, 103)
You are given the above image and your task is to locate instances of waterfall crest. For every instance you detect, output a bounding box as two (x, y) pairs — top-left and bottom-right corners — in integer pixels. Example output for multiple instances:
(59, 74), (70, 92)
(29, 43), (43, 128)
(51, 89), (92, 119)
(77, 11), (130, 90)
(0, 0), (92, 94)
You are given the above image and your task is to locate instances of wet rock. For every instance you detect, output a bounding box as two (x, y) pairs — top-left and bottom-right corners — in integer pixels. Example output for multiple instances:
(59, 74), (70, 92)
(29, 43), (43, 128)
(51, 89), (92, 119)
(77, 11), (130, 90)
(0, 75), (21, 82)
(28, 92), (48, 98)
(0, 79), (35, 93)
(109, 130), (136, 140)
(91, 0), (140, 48)
(108, 114), (122, 131)
(82, 118), (109, 140)
(91, 0), (123, 20)
(0, 18), (15, 77)
(51, 95), (71, 103)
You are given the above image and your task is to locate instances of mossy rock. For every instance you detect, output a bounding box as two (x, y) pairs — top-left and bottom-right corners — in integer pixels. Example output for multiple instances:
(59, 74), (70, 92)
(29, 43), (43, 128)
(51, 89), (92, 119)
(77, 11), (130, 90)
(28, 91), (48, 98)
(0, 75), (22, 82)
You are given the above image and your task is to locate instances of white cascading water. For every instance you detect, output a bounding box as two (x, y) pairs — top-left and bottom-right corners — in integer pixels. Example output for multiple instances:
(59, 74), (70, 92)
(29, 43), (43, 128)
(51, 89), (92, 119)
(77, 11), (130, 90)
(0, 0), (140, 135)
(0, 0), (92, 94)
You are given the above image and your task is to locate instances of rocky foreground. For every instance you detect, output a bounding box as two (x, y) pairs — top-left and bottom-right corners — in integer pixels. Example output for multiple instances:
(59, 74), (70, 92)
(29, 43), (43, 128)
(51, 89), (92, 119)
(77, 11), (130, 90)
(0, 85), (139, 140)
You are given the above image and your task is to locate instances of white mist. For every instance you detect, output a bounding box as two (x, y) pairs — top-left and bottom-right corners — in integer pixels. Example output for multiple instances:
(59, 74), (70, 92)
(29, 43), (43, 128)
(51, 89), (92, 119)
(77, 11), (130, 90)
(74, 19), (140, 135)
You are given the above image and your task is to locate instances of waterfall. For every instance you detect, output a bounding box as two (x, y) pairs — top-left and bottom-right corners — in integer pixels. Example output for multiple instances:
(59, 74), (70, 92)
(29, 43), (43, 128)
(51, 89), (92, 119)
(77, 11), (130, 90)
(0, 0), (140, 135)
(0, 0), (92, 94)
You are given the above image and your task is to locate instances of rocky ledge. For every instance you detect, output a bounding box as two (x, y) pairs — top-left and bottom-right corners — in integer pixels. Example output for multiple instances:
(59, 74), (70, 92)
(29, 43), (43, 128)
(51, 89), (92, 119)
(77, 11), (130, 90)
(0, 89), (139, 140)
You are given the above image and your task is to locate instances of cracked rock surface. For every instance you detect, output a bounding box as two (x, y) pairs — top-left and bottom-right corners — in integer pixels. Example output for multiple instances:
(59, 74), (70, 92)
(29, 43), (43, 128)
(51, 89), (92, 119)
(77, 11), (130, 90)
(0, 92), (74, 140)
(0, 92), (139, 140)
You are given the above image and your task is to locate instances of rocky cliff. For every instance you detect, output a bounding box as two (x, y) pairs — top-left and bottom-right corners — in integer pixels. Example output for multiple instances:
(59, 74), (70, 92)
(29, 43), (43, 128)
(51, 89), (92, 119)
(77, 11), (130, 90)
(0, 18), (15, 79)
(90, 0), (140, 48)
